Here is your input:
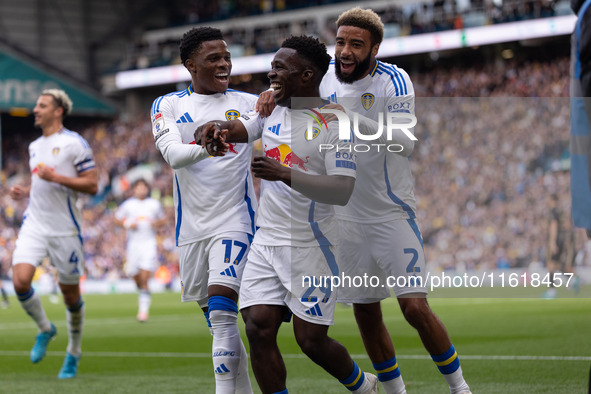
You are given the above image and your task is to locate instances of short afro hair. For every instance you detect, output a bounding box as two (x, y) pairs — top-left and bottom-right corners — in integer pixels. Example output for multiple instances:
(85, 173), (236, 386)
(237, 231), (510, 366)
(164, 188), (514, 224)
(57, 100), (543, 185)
(179, 27), (224, 66)
(337, 7), (384, 45)
(280, 35), (331, 78)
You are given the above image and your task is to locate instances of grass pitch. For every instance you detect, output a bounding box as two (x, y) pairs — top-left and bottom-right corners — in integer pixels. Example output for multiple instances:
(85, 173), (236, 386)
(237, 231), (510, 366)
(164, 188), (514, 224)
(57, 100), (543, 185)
(0, 290), (590, 393)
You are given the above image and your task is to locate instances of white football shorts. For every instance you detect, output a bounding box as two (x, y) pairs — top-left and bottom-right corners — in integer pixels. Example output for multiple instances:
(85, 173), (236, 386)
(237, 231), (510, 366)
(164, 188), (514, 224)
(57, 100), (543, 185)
(178, 231), (251, 308)
(337, 218), (428, 303)
(239, 242), (339, 326)
(125, 240), (158, 277)
(12, 226), (84, 285)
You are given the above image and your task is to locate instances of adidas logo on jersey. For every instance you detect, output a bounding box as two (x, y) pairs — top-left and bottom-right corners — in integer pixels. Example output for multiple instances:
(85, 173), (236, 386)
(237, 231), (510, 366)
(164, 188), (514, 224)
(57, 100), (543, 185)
(176, 112), (194, 123)
(268, 123), (281, 135)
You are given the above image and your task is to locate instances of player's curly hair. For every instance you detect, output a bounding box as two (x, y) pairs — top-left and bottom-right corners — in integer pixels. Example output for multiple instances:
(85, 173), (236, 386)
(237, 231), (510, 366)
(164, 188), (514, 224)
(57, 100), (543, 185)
(280, 35), (331, 79)
(336, 7), (384, 45)
(179, 27), (224, 66)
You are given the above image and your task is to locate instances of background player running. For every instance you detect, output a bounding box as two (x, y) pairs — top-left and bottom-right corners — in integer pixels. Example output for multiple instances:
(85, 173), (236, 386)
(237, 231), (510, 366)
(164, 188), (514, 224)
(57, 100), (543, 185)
(115, 178), (166, 322)
(10, 89), (98, 379)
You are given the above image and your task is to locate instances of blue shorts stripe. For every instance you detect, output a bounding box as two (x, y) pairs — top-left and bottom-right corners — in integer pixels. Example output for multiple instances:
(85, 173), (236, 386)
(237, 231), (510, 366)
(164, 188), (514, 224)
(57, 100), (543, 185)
(67, 196), (83, 245)
(406, 219), (424, 249)
(244, 171), (256, 236)
(203, 311), (212, 328)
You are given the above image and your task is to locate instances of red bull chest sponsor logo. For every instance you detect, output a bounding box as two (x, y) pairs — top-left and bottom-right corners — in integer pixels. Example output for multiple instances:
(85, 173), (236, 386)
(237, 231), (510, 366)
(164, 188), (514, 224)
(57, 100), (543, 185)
(264, 144), (309, 171)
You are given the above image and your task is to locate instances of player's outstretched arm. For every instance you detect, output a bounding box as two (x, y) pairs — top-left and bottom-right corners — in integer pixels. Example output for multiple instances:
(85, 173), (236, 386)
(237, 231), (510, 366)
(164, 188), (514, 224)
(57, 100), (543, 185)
(251, 156), (354, 206)
(37, 165), (98, 195)
(195, 120), (248, 145)
(152, 98), (219, 169)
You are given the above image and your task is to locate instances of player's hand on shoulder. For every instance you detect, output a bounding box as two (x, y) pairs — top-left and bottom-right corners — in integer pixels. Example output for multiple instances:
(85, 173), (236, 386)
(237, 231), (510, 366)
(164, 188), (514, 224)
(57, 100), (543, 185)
(255, 88), (276, 118)
(321, 103), (346, 123)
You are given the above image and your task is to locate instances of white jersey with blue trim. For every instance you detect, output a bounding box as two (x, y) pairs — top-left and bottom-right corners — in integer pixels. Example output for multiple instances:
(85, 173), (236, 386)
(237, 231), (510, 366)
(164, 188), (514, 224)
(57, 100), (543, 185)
(151, 86), (258, 246)
(23, 128), (95, 237)
(320, 60), (417, 223)
(115, 197), (164, 247)
(238, 105), (357, 247)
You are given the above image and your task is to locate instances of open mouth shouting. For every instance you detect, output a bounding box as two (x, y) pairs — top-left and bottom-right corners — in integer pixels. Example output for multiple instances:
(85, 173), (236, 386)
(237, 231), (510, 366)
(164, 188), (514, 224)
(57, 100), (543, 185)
(215, 72), (229, 84)
(270, 82), (282, 94)
(339, 59), (356, 75)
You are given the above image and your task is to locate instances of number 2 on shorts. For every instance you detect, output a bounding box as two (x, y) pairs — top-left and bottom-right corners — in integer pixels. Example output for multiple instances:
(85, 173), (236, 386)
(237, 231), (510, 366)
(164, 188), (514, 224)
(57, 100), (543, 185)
(404, 248), (420, 273)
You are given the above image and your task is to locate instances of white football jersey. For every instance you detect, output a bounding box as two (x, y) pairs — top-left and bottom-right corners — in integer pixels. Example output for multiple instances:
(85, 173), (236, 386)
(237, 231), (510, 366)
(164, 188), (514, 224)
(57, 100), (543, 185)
(151, 86), (258, 246)
(239, 105), (357, 247)
(115, 197), (164, 246)
(320, 60), (417, 223)
(22, 128), (95, 238)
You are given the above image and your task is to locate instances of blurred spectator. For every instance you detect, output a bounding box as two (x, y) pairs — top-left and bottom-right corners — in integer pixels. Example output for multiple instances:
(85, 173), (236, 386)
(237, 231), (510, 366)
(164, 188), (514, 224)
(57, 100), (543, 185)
(120, 0), (563, 72)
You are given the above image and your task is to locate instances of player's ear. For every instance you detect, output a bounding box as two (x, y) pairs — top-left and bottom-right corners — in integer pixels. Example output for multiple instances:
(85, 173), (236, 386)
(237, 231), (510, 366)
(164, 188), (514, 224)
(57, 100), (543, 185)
(55, 105), (64, 118)
(302, 68), (314, 83)
(185, 58), (196, 74)
(371, 42), (380, 58)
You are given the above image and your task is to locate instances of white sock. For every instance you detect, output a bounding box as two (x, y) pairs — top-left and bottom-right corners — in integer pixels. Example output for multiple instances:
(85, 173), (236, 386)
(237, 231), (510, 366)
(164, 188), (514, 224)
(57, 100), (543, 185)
(234, 338), (253, 394)
(17, 288), (51, 332)
(66, 298), (85, 357)
(381, 376), (406, 394)
(352, 372), (374, 393)
(210, 309), (242, 394)
(138, 290), (151, 315)
(445, 366), (470, 394)
(374, 356), (406, 394)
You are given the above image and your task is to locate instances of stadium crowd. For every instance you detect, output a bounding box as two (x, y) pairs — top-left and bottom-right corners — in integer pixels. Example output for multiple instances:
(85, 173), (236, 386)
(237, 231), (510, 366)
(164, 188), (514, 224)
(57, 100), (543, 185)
(1, 56), (588, 285)
(174, 0), (561, 26)
(123, 0), (568, 71)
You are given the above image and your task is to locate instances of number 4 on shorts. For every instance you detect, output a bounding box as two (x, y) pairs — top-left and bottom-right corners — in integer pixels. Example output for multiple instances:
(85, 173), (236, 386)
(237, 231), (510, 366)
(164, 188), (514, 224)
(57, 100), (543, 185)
(69, 251), (80, 274)
(69, 252), (79, 263)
